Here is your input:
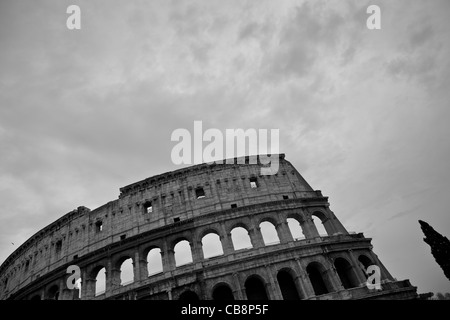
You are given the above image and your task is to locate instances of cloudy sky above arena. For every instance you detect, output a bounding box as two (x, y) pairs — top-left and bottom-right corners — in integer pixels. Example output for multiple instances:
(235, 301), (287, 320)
(1, 0), (449, 295)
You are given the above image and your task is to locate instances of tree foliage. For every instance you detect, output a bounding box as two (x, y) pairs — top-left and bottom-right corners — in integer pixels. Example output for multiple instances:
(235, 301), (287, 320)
(419, 220), (450, 281)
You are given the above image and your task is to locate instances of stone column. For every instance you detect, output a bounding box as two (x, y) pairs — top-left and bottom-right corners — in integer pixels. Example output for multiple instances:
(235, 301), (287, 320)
(276, 220), (294, 243)
(348, 250), (368, 286)
(110, 267), (122, 290)
(220, 233), (234, 255)
(133, 251), (143, 282)
(83, 276), (95, 300)
(249, 226), (265, 248)
(294, 259), (315, 299)
(80, 268), (89, 300)
(164, 248), (176, 272)
(300, 216), (320, 239)
(324, 258), (344, 292)
(321, 217), (336, 235)
(105, 259), (115, 297)
(192, 240), (204, 263)
(232, 272), (244, 300)
(265, 265), (283, 300)
(161, 241), (175, 273)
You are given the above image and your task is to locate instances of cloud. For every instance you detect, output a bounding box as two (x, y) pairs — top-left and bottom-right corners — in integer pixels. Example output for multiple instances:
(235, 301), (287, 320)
(1, 0), (450, 296)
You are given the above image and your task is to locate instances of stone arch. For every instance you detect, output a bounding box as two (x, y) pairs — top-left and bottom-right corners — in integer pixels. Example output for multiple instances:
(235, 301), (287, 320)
(258, 220), (280, 246)
(306, 261), (332, 296)
(212, 282), (235, 300)
(334, 257), (359, 289)
(311, 210), (331, 236)
(173, 239), (193, 266)
(145, 246), (163, 276)
(286, 212), (307, 239)
(358, 254), (373, 269)
(198, 226), (222, 240)
(358, 254), (374, 278)
(201, 232), (224, 259)
(91, 265), (106, 296)
(244, 275), (269, 300)
(46, 284), (59, 300)
(277, 268), (301, 300)
(230, 225), (253, 250)
(178, 290), (199, 301)
(286, 217), (305, 240)
(114, 255), (134, 286)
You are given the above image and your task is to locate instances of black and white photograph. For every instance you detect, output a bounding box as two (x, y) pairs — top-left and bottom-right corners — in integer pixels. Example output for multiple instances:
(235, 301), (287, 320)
(0, 0), (449, 314)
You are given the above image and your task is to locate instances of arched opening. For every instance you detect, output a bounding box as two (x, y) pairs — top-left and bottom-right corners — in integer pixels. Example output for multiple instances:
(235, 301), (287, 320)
(119, 258), (134, 286)
(179, 290), (199, 301)
(212, 284), (235, 300)
(47, 285), (59, 300)
(277, 270), (301, 300)
(306, 262), (329, 296)
(334, 257), (359, 289)
(174, 240), (193, 266)
(231, 227), (252, 250)
(94, 267), (106, 296)
(147, 248), (163, 276)
(312, 216), (328, 236)
(358, 254), (374, 278)
(201, 233), (224, 259)
(30, 295), (41, 300)
(358, 255), (373, 269)
(245, 276), (269, 300)
(259, 221), (280, 245)
(287, 218), (305, 240)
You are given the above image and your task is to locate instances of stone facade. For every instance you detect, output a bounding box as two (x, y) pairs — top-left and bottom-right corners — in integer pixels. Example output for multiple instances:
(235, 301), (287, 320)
(0, 154), (417, 300)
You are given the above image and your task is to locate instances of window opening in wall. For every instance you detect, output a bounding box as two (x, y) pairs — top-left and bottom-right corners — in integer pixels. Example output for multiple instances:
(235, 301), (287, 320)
(144, 201), (153, 213)
(147, 248), (163, 276)
(250, 177), (258, 188)
(120, 258), (134, 286)
(95, 221), (103, 233)
(174, 217), (180, 223)
(174, 240), (193, 266)
(73, 255), (78, 260)
(120, 234), (126, 240)
(95, 268), (106, 296)
(195, 187), (206, 199)
(201, 233), (224, 259)
(231, 204), (237, 208)
(283, 195), (289, 200)
(55, 240), (62, 256)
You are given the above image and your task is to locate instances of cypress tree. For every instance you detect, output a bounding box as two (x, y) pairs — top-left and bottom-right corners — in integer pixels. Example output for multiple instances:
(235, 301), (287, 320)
(419, 220), (450, 281)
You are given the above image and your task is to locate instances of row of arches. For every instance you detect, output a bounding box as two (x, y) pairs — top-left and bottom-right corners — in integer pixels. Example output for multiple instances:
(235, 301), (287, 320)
(86, 214), (346, 297)
(89, 253), (375, 298)
(177, 254), (375, 301)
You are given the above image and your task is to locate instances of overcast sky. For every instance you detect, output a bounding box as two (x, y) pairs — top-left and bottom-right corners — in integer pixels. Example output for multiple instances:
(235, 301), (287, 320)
(1, 0), (449, 296)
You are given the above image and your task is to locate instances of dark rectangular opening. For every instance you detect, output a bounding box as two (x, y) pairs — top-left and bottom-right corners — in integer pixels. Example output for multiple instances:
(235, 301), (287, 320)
(144, 201), (153, 214)
(120, 234), (126, 240)
(55, 240), (62, 255)
(283, 195), (289, 200)
(231, 204), (237, 209)
(195, 187), (206, 199)
(95, 221), (103, 233)
(73, 255), (78, 260)
(250, 177), (258, 188)
(173, 217), (180, 223)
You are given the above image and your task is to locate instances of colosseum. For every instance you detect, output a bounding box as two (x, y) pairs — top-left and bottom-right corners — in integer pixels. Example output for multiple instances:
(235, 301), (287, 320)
(0, 154), (418, 300)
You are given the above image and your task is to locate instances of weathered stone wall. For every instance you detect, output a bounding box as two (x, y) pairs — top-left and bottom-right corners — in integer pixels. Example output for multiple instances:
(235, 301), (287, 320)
(0, 154), (417, 300)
